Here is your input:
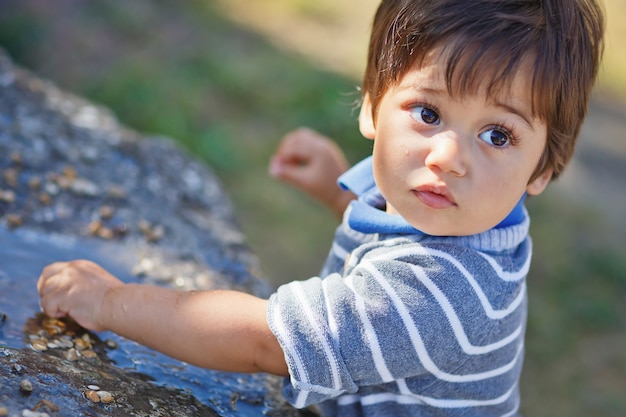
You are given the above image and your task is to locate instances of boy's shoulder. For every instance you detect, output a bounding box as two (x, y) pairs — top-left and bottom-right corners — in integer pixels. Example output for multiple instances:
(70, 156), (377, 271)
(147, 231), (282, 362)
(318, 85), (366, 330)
(344, 233), (532, 283)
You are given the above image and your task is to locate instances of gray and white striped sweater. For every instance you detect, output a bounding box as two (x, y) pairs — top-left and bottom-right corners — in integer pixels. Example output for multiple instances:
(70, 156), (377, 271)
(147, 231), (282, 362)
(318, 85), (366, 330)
(267, 157), (530, 416)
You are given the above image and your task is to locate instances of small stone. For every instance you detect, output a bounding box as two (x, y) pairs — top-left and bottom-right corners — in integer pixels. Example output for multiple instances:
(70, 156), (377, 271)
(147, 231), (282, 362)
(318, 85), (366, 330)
(0, 189), (15, 203)
(42, 318), (66, 335)
(62, 166), (77, 181)
(81, 350), (97, 359)
(3, 168), (19, 188)
(99, 205), (114, 220)
(6, 214), (22, 228)
(21, 410), (50, 417)
(0, 406), (8, 416)
(38, 192), (52, 206)
(87, 385), (100, 391)
(19, 378), (33, 392)
(57, 338), (74, 349)
(28, 176), (41, 190)
(97, 391), (114, 403)
(106, 185), (126, 199)
(10, 151), (23, 165)
(31, 340), (48, 352)
(73, 337), (90, 351)
(87, 220), (102, 236)
(85, 390), (100, 403)
(32, 399), (58, 413)
(146, 224), (165, 242)
(70, 178), (99, 197)
(65, 348), (80, 362)
(105, 339), (118, 349)
(96, 227), (114, 240)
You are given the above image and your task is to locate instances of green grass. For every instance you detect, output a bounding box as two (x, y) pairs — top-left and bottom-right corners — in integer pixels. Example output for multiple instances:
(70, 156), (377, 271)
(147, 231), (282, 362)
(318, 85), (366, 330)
(0, 2), (624, 416)
(522, 195), (626, 417)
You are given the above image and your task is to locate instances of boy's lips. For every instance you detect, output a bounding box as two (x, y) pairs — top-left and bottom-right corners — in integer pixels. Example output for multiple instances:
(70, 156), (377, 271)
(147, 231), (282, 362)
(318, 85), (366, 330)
(412, 184), (456, 209)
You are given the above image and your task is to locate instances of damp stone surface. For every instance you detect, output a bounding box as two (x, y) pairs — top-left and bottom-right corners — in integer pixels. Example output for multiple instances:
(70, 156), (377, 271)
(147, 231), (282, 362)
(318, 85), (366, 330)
(0, 48), (311, 417)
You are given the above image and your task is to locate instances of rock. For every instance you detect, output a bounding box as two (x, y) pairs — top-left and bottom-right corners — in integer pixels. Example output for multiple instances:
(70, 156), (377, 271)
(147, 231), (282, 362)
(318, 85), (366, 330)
(19, 379), (33, 393)
(0, 49), (309, 416)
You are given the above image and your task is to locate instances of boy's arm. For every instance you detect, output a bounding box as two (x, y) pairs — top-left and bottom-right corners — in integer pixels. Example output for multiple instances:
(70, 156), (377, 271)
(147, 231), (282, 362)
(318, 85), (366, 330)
(270, 127), (356, 218)
(37, 260), (288, 376)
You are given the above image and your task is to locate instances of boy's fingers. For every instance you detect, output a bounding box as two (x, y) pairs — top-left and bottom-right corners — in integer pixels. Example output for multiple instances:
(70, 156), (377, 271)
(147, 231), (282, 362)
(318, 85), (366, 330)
(39, 289), (66, 318)
(37, 262), (66, 294)
(39, 261), (69, 280)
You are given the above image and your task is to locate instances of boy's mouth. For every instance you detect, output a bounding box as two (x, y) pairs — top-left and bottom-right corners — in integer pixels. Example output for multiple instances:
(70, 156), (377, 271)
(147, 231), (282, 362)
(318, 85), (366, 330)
(412, 185), (455, 209)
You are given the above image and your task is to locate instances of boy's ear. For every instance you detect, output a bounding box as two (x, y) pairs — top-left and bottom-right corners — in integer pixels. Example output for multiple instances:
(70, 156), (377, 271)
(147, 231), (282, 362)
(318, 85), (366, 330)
(359, 93), (376, 140)
(526, 169), (553, 196)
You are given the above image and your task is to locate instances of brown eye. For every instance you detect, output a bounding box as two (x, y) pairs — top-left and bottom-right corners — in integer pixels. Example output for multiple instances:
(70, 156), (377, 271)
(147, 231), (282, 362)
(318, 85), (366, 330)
(411, 106), (440, 125)
(479, 128), (510, 147)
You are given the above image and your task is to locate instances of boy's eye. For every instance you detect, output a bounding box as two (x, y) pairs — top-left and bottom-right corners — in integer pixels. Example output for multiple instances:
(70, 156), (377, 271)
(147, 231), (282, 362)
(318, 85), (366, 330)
(478, 128), (510, 147)
(411, 106), (440, 125)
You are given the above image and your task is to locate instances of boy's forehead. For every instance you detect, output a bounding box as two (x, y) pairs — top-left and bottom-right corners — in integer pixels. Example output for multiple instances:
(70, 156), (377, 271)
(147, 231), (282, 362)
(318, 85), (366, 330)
(396, 46), (537, 113)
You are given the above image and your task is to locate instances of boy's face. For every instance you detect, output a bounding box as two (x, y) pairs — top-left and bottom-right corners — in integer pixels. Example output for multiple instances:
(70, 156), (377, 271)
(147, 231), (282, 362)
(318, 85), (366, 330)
(359, 50), (553, 236)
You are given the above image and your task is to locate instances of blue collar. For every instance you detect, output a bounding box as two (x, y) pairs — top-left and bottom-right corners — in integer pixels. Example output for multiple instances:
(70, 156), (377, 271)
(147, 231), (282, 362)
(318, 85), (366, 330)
(338, 156), (526, 235)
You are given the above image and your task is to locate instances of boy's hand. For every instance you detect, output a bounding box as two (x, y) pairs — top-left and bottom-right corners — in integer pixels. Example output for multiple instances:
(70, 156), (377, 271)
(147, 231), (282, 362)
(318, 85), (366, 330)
(269, 127), (355, 217)
(37, 260), (123, 332)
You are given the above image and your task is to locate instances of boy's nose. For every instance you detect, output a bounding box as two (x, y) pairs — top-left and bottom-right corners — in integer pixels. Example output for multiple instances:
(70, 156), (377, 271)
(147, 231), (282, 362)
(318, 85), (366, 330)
(424, 131), (467, 176)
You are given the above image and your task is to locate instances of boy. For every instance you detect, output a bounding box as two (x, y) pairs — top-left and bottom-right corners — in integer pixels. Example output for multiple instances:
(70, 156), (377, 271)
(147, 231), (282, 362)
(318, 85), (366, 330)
(38, 0), (604, 415)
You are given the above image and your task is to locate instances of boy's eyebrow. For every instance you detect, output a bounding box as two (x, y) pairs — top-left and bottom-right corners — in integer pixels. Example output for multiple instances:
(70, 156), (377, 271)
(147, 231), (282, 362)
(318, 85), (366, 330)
(492, 100), (535, 131)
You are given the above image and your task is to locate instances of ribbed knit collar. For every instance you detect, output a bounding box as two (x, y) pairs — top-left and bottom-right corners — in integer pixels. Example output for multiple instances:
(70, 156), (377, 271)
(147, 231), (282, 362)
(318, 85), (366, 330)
(338, 156), (529, 251)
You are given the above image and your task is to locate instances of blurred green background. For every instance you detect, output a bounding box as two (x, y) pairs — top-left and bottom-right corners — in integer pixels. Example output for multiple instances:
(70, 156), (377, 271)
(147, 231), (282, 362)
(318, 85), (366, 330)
(0, 1), (624, 416)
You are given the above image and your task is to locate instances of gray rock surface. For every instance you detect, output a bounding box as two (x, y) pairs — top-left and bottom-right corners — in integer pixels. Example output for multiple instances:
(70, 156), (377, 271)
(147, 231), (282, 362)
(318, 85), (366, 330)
(0, 50), (309, 416)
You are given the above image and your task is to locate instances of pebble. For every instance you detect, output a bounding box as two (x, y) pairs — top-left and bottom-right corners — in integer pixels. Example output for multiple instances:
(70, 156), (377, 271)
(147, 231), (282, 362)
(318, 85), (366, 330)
(0, 407), (7, 416)
(65, 348), (80, 362)
(22, 411), (49, 417)
(19, 379), (33, 392)
(3, 168), (18, 188)
(70, 178), (100, 197)
(57, 338), (74, 349)
(97, 391), (115, 403)
(10, 151), (23, 165)
(38, 192), (52, 205)
(85, 390), (100, 403)
(6, 213), (22, 228)
(31, 340), (48, 352)
(28, 176), (41, 190)
(99, 205), (114, 219)
(96, 227), (114, 240)
(87, 385), (100, 391)
(33, 400), (58, 413)
(0, 189), (15, 203)
(81, 350), (97, 359)
(73, 337), (90, 351)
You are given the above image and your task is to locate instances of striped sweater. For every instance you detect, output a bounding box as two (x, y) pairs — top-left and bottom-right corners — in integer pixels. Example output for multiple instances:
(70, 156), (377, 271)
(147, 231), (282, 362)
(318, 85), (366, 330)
(267, 157), (530, 417)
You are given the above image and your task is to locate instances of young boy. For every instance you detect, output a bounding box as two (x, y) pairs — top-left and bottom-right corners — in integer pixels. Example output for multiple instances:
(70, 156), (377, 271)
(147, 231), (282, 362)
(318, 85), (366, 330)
(38, 0), (604, 415)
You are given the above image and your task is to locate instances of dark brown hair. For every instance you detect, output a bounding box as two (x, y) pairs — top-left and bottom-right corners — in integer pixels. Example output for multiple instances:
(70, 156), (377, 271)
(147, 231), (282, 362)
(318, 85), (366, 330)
(363, 0), (604, 180)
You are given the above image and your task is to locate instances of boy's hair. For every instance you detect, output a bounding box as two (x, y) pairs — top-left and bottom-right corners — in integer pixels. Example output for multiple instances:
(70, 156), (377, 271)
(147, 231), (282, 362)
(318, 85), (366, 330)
(363, 0), (604, 181)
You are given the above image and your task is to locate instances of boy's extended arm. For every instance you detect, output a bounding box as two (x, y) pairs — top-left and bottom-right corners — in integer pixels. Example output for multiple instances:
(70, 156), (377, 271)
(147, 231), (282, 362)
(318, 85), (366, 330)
(37, 260), (289, 376)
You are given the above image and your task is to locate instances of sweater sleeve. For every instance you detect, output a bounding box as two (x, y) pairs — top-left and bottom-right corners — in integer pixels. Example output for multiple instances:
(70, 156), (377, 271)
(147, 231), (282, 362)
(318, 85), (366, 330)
(266, 256), (438, 407)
